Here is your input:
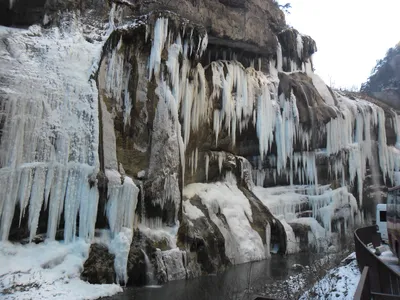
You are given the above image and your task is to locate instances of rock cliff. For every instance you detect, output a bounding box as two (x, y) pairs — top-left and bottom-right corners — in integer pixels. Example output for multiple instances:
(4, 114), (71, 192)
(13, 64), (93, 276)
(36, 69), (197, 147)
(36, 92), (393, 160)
(0, 0), (399, 289)
(361, 43), (400, 110)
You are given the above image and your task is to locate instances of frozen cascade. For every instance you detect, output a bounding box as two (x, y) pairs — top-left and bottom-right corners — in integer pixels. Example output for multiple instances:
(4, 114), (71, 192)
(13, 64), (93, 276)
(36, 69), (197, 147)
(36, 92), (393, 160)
(0, 21), (103, 242)
(105, 169), (139, 235)
(104, 36), (134, 127)
(254, 184), (358, 249)
(146, 17), (209, 214)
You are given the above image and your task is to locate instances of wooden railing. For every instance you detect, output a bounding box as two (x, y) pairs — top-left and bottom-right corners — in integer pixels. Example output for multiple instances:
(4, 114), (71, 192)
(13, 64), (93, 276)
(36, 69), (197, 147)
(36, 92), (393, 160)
(354, 226), (400, 299)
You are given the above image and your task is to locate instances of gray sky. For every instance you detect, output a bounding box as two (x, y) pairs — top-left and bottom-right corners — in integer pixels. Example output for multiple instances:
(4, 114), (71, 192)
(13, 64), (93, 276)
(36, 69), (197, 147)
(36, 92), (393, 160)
(281, 0), (400, 89)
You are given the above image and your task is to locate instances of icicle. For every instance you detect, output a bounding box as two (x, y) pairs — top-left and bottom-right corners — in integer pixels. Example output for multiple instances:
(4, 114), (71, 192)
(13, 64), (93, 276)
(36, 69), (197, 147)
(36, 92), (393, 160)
(218, 152), (224, 174)
(296, 33), (303, 59)
(148, 18), (169, 81)
(205, 154), (209, 182)
(276, 41), (283, 72)
(106, 170), (139, 235)
(194, 148), (198, 173)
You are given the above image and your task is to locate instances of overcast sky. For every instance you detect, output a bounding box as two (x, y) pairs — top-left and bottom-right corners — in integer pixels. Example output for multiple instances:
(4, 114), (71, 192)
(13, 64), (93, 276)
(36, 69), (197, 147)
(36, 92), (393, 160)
(281, 0), (400, 89)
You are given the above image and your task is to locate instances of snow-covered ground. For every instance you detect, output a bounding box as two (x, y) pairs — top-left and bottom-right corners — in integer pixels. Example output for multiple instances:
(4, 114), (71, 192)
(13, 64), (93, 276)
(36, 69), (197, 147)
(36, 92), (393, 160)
(299, 253), (360, 299)
(0, 240), (122, 300)
(260, 252), (360, 299)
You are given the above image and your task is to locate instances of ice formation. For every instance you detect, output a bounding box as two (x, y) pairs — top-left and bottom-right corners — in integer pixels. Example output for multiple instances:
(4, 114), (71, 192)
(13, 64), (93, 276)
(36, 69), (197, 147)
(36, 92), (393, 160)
(253, 184), (359, 250)
(184, 178), (267, 264)
(0, 23), (103, 242)
(105, 170), (139, 235)
(109, 227), (133, 285)
(1, 3), (400, 293)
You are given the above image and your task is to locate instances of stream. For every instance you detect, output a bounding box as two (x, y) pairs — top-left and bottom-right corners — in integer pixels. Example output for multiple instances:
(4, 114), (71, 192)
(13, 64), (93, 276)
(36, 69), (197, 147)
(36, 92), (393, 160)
(110, 252), (317, 300)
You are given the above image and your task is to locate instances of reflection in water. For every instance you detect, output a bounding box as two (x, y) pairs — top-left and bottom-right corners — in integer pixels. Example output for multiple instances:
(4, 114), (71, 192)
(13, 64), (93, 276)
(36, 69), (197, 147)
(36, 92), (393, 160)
(111, 253), (316, 300)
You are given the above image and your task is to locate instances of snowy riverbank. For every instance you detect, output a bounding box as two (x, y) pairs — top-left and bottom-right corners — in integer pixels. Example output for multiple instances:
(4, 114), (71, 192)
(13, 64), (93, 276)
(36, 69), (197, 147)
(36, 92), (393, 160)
(0, 241), (122, 300)
(300, 252), (360, 299)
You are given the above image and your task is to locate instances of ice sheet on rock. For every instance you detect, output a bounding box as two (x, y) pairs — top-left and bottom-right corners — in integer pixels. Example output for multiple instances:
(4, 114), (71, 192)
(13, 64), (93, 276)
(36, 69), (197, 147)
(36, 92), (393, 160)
(290, 217), (329, 250)
(148, 81), (182, 219)
(183, 179), (266, 264)
(183, 201), (205, 220)
(161, 248), (187, 281)
(309, 73), (335, 106)
(278, 217), (299, 254)
(0, 240), (122, 300)
(109, 227), (133, 285)
(138, 223), (179, 249)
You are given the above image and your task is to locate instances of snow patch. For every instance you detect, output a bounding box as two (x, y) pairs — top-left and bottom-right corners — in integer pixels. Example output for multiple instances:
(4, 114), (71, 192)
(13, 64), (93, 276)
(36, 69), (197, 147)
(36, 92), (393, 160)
(183, 201), (205, 220)
(0, 240), (122, 299)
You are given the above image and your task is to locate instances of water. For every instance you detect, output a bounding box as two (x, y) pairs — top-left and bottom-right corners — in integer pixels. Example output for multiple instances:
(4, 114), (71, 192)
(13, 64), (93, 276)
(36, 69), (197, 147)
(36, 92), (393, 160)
(109, 253), (317, 300)
(141, 249), (156, 285)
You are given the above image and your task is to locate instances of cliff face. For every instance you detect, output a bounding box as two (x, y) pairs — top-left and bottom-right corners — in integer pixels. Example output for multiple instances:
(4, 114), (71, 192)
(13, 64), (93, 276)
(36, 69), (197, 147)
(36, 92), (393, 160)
(1, 0), (400, 289)
(361, 44), (400, 110)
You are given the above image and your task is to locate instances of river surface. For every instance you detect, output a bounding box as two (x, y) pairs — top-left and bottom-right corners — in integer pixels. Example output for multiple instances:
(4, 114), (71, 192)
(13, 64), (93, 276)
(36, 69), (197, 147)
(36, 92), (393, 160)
(110, 253), (317, 300)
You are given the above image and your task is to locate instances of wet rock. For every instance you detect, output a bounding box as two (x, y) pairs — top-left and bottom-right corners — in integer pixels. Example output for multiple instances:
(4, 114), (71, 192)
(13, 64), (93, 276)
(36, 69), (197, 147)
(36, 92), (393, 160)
(177, 202), (230, 275)
(126, 231), (154, 286)
(155, 249), (168, 284)
(291, 263), (304, 271)
(81, 244), (116, 284)
(289, 222), (310, 252)
(126, 246), (147, 286)
(138, 0), (286, 55)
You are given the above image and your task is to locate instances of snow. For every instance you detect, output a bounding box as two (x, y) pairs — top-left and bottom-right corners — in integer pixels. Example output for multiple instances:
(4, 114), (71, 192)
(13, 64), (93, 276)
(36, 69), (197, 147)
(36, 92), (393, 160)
(373, 245), (400, 274)
(183, 179), (267, 264)
(300, 253), (360, 300)
(310, 73), (335, 106)
(183, 201), (205, 220)
(0, 240), (122, 300)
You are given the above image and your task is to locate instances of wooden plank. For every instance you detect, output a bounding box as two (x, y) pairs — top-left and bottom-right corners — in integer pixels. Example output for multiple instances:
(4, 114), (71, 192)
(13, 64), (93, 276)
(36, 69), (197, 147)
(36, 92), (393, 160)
(354, 266), (370, 300)
(371, 292), (400, 299)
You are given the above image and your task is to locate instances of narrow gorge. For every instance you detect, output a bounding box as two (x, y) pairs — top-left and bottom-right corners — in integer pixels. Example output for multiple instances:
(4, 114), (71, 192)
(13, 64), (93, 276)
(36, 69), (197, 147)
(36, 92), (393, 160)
(0, 0), (399, 298)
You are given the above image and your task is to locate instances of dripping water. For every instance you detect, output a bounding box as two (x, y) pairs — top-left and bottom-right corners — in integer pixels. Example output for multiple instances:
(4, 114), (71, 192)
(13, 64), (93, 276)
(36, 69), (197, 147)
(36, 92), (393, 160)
(141, 249), (157, 286)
